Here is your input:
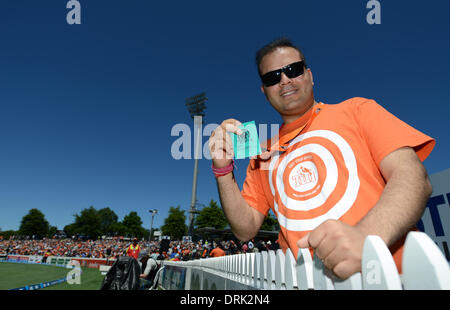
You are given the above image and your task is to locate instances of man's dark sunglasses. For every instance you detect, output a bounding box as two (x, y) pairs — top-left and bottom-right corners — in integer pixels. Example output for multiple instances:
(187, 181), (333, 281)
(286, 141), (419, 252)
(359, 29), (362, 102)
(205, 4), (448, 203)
(261, 61), (307, 87)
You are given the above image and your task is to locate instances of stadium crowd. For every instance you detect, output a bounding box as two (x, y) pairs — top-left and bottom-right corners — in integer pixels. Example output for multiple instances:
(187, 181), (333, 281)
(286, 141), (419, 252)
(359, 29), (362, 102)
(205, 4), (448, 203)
(0, 237), (279, 261)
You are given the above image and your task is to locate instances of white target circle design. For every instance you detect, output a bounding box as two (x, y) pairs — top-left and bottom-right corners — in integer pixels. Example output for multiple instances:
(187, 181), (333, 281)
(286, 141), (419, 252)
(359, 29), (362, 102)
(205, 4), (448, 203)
(268, 130), (360, 231)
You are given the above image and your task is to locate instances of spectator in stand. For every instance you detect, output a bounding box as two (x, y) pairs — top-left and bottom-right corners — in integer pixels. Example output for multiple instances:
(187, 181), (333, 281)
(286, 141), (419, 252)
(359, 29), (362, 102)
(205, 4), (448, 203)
(139, 254), (159, 289)
(43, 249), (51, 263)
(106, 247), (112, 258)
(248, 239), (255, 252)
(209, 244), (226, 257)
(256, 240), (266, 252)
(126, 238), (141, 260)
(150, 250), (159, 260)
(169, 249), (177, 260)
(201, 247), (208, 258)
(229, 240), (238, 254)
(1, 237), (274, 262)
(242, 242), (248, 253)
(156, 250), (165, 261)
(273, 239), (280, 251)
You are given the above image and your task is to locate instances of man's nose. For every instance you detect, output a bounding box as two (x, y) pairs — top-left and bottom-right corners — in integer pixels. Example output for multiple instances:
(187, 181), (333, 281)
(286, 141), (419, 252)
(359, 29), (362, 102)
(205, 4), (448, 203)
(279, 72), (292, 85)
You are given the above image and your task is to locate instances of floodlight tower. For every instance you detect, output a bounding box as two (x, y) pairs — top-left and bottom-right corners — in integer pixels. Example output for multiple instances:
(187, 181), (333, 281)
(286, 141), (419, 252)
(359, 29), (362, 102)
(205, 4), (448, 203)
(185, 92), (207, 237)
(148, 209), (158, 241)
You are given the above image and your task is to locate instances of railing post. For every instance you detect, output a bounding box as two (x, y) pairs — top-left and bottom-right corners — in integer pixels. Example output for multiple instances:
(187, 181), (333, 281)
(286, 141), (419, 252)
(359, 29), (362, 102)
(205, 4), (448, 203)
(361, 235), (402, 290)
(253, 252), (261, 288)
(275, 249), (286, 289)
(246, 253), (255, 286)
(296, 248), (314, 290)
(236, 254), (241, 282)
(266, 250), (276, 290)
(402, 231), (450, 290)
(284, 248), (297, 290)
(238, 253), (245, 283)
(334, 272), (362, 290)
(259, 251), (268, 289)
(235, 254), (240, 282)
(312, 253), (335, 290)
(232, 255), (238, 281)
(185, 265), (192, 290)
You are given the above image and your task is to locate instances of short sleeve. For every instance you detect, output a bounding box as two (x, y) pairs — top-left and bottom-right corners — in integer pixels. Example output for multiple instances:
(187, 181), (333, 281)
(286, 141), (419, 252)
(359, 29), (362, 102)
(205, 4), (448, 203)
(356, 99), (435, 166)
(241, 160), (271, 217)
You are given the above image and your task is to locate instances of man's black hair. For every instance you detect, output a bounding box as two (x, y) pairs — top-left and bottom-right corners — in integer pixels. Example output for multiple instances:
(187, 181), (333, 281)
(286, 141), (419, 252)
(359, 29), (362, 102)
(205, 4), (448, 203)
(255, 37), (307, 76)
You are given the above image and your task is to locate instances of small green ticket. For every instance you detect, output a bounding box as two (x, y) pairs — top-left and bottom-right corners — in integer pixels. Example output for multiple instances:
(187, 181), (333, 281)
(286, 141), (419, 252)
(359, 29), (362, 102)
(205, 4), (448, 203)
(230, 121), (262, 159)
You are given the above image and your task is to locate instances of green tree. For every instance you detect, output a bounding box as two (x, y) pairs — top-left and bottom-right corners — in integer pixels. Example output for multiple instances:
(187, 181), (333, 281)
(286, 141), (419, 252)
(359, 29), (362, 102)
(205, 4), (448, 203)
(47, 225), (58, 237)
(122, 211), (146, 238)
(72, 206), (101, 239)
(98, 207), (119, 236)
(0, 230), (18, 240)
(63, 223), (78, 237)
(261, 213), (279, 231)
(110, 222), (127, 236)
(194, 199), (228, 230)
(161, 206), (187, 240)
(19, 209), (50, 238)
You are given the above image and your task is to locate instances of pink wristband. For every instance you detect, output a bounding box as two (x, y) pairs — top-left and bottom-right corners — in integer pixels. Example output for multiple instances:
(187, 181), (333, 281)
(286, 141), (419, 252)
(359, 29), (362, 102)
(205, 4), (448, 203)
(212, 160), (235, 177)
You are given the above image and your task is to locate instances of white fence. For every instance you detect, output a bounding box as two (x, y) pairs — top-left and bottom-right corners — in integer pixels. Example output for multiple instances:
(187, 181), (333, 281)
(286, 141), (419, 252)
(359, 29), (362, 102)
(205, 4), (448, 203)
(160, 231), (450, 290)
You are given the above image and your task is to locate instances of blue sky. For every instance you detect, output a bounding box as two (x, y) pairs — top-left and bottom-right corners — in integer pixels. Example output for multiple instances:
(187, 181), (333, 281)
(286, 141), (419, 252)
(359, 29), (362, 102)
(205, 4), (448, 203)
(0, 0), (449, 232)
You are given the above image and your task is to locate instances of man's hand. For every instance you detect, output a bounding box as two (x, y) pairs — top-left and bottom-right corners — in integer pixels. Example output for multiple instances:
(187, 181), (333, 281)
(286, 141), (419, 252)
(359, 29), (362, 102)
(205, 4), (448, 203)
(208, 118), (266, 242)
(208, 119), (242, 168)
(297, 220), (366, 280)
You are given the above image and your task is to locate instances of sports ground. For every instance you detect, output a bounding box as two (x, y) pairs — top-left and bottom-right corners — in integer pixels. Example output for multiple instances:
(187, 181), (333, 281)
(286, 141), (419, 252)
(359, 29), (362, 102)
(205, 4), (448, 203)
(0, 262), (104, 290)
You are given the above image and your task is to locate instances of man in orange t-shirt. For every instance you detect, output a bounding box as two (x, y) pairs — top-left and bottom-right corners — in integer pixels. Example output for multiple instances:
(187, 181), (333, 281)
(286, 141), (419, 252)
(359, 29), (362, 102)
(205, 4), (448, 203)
(209, 244), (226, 257)
(208, 38), (434, 279)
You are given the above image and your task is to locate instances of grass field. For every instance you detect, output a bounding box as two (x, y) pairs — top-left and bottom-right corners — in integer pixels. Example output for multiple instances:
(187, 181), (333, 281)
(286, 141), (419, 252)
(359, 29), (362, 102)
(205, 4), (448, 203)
(0, 262), (105, 290)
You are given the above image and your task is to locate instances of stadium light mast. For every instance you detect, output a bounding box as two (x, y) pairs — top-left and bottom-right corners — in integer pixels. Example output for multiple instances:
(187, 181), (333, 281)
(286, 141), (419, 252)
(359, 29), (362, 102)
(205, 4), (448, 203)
(148, 209), (158, 241)
(185, 92), (207, 238)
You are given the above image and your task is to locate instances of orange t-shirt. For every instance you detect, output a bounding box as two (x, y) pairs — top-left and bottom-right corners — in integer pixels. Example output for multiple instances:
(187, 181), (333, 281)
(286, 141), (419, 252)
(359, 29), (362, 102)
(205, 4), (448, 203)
(209, 247), (226, 257)
(241, 97), (435, 273)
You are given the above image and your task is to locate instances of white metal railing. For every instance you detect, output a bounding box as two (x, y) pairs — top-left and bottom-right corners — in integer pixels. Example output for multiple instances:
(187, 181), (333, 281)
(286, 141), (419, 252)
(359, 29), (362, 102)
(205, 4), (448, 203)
(160, 231), (450, 290)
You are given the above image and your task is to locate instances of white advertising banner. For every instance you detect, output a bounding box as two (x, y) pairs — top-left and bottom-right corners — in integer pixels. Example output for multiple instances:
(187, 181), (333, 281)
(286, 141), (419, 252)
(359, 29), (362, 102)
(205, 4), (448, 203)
(28, 255), (43, 264)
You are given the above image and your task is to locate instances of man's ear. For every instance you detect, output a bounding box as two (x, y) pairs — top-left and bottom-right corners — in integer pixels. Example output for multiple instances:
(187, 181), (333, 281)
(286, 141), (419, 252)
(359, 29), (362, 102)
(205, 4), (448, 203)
(308, 68), (314, 86)
(260, 85), (265, 95)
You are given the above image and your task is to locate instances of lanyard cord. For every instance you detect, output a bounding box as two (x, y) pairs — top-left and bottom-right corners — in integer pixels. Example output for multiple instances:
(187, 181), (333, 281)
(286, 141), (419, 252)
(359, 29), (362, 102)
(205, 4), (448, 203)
(268, 103), (324, 153)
